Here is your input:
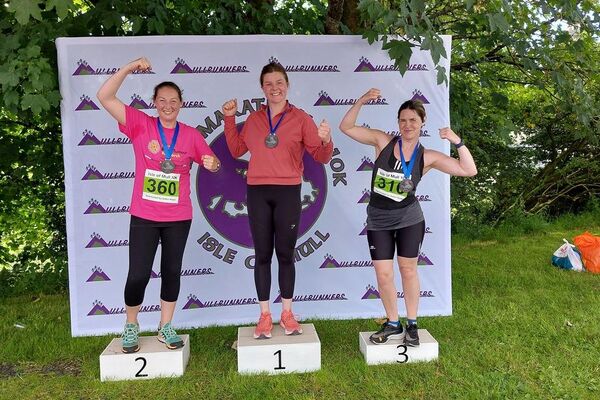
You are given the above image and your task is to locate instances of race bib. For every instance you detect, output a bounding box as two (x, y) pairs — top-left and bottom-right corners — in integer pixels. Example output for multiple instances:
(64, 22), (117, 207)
(373, 168), (408, 202)
(142, 169), (180, 204)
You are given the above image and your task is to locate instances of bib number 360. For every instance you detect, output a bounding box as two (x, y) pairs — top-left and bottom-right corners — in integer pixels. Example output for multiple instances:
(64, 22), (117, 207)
(143, 169), (180, 204)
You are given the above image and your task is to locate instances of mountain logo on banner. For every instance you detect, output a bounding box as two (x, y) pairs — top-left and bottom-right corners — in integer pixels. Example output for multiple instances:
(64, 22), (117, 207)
(411, 89), (430, 104)
(81, 165), (134, 180)
(87, 300), (111, 315)
(182, 294), (257, 309)
(418, 252), (434, 266)
(273, 291), (348, 303)
(268, 56), (339, 73)
(357, 189), (371, 204)
(353, 56), (429, 72)
(85, 232), (128, 248)
(182, 294), (204, 309)
(170, 57), (249, 74)
(313, 91), (388, 107)
(84, 198), (129, 214)
(78, 129), (131, 146)
(86, 266), (110, 282)
(356, 156), (374, 171)
(320, 254), (372, 269)
(129, 94), (152, 109)
(319, 254), (341, 269)
(75, 95), (100, 111)
(73, 59), (154, 76)
(151, 267), (214, 278)
(196, 123), (327, 248)
(361, 285), (381, 299)
(359, 223), (368, 236)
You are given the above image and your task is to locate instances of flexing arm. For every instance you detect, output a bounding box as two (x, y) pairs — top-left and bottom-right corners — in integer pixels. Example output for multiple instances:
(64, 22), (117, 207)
(424, 127), (477, 177)
(339, 88), (388, 148)
(96, 58), (151, 125)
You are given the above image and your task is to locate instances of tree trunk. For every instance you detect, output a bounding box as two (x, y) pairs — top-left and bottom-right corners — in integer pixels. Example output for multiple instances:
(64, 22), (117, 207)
(326, 0), (344, 34)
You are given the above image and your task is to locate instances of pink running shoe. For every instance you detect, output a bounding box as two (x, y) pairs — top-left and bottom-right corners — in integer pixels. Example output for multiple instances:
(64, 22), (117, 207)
(280, 310), (303, 335)
(253, 312), (273, 339)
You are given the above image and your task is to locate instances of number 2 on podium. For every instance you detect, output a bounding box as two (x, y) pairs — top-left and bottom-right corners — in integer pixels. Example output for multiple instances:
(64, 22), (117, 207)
(135, 357), (149, 377)
(274, 349), (286, 370)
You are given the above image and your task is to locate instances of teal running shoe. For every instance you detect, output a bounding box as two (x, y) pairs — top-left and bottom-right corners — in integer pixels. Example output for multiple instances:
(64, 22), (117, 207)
(121, 322), (140, 353)
(157, 322), (184, 349)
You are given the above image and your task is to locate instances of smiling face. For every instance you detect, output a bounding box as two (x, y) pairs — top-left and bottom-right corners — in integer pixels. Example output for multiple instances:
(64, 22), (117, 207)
(154, 86), (182, 127)
(261, 71), (289, 108)
(398, 109), (424, 140)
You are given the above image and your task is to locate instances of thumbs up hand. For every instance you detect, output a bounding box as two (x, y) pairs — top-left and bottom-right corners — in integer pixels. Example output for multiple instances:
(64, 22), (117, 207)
(318, 119), (331, 144)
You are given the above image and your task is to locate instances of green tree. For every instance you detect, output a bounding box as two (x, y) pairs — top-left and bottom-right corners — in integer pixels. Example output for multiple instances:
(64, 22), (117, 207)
(353, 0), (600, 224)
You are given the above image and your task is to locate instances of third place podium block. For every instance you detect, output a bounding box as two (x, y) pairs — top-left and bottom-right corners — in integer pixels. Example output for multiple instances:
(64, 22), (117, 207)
(237, 323), (321, 374)
(359, 329), (438, 365)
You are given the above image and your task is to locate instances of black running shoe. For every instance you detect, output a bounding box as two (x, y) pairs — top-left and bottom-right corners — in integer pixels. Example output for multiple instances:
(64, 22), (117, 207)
(369, 320), (404, 344)
(404, 323), (420, 347)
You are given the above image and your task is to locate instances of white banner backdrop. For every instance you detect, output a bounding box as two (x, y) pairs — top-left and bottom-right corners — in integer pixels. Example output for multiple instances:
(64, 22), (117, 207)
(56, 35), (452, 336)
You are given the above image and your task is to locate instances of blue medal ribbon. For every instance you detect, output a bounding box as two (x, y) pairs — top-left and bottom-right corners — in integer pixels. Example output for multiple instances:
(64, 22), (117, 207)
(267, 106), (287, 139)
(157, 119), (180, 160)
(399, 139), (420, 179)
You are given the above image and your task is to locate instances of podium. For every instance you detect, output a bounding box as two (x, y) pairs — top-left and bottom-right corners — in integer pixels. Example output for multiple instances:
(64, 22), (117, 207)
(359, 329), (438, 365)
(237, 323), (321, 374)
(100, 335), (190, 381)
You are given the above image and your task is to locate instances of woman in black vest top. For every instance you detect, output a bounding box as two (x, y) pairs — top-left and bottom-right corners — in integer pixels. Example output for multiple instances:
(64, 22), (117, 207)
(340, 88), (477, 346)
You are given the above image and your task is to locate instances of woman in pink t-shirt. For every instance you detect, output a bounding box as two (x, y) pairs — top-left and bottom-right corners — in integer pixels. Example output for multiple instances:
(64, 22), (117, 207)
(97, 57), (220, 353)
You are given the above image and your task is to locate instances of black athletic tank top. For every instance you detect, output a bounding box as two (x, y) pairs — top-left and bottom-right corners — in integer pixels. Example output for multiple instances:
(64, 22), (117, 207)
(368, 136), (425, 210)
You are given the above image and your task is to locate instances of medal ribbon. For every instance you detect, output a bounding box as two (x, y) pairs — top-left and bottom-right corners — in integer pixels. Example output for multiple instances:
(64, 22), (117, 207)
(399, 139), (420, 179)
(267, 106), (287, 139)
(157, 119), (180, 160)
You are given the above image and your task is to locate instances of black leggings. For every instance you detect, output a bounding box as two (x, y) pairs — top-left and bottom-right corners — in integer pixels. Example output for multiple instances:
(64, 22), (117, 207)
(247, 184), (301, 302)
(367, 220), (425, 260)
(124, 215), (191, 307)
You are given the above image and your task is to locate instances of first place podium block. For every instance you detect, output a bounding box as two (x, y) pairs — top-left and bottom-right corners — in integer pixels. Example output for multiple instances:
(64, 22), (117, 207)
(100, 335), (190, 381)
(237, 323), (320, 375)
(359, 329), (438, 365)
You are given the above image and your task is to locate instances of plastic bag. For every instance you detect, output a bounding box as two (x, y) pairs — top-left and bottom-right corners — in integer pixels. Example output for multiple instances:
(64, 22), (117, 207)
(573, 232), (600, 274)
(551, 239), (584, 271)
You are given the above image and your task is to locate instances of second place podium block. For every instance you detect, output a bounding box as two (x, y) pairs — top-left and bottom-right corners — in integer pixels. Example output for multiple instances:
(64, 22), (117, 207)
(237, 323), (321, 374)
(100, 334), (190, 381)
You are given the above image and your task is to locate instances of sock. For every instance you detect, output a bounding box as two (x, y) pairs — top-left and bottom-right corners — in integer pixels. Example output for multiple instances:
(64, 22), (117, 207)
(386, 320), (400, 327)
(407, 319), (417, 326)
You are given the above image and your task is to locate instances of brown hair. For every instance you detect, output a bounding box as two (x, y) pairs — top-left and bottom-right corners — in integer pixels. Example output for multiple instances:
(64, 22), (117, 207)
(397, 100), (426, 121)
(153, 81), (182, 102)
(260, 62), (289, 86)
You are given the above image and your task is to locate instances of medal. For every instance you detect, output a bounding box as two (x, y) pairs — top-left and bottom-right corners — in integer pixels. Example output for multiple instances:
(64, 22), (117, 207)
(160, 159), (175, 174)
(399, 139), (420, 192)
(265, 105), (287, 149)
(399, 178), (414, 192)
(157, 119), (180, 174)
(265, 134), (279, 148)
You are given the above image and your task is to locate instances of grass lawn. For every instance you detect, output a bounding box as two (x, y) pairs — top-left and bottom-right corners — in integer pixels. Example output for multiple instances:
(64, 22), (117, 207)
(1, 220), (599, 399)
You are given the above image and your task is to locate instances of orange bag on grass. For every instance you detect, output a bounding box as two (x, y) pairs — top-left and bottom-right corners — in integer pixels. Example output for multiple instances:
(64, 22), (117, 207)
(573, 232), (600, 273)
